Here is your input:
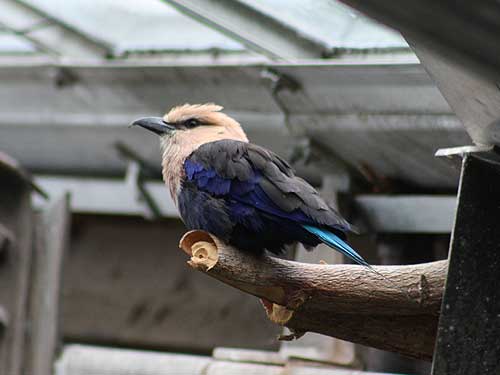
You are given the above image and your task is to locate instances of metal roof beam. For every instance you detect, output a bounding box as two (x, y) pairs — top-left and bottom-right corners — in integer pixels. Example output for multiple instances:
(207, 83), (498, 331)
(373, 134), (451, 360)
(162, 0), (328, 61)
(0, 0), (108, 59)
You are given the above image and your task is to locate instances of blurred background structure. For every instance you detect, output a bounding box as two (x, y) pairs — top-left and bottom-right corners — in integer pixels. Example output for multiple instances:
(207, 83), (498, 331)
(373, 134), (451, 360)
(0, 0), (496, 374)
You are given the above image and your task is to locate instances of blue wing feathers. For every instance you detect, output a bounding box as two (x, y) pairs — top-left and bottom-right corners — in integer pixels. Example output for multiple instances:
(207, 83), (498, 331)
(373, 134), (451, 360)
(184, 159), (352, 231)
(182, 146), (355, 255)
(302, 225), (369, 267)
(186, 160), (307, 221)
(185, 159), (204, 179)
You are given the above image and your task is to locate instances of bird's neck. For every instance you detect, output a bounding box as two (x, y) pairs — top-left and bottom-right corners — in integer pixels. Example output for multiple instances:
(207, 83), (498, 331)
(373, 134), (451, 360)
(161, 137), (186, 204)
(160, 129), (247, 204)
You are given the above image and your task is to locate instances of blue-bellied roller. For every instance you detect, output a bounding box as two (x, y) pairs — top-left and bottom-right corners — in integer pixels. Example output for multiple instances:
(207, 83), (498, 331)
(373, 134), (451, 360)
(132, 104), (368, 266)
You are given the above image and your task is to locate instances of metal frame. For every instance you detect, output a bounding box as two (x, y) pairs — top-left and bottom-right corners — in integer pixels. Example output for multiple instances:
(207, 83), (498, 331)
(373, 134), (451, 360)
(162, 0), (328, 60)
(0, 0), (108, 59)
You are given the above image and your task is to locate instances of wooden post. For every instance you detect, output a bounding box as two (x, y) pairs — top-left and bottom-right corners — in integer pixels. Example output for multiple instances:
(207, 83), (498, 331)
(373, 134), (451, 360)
(0, 153), (34, 375)
(27, 193), (71, 375)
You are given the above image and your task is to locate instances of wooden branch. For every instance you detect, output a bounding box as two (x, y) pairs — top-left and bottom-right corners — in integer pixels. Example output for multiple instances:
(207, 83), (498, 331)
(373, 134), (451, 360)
(179, 230), (447, 361)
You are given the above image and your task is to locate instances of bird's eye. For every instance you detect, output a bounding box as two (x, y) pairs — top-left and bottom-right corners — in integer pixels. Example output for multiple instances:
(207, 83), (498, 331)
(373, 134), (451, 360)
(185, 119), (200, 128)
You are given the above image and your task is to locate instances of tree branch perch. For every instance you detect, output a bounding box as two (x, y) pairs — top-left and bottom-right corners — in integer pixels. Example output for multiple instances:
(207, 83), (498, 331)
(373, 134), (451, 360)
(179, 230), (447, 361)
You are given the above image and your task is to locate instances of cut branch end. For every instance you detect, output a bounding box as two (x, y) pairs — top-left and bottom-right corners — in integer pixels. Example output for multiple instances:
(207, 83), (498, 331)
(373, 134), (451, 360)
(180, 230), (219, 271)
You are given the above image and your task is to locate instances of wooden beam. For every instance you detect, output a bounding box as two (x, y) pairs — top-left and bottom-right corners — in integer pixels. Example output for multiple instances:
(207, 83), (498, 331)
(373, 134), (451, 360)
(60, 216), (279, 351)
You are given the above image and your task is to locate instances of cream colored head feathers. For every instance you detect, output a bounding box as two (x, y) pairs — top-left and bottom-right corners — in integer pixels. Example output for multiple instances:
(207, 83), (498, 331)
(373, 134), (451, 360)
(159, 103), (248, 200)
(163, 103), (248, 143)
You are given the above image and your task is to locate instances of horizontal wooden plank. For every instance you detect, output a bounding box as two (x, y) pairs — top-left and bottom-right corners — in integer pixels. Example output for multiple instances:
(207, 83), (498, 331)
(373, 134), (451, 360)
(61, 215), (280, 351)
(55, 344), (395, 375)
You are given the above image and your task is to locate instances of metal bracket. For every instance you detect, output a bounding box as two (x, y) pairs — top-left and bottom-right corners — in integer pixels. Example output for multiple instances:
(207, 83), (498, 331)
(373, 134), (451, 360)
(116, 142), (162, 219)
(260, 68), (302, 122)
(435, 145), (495, 169)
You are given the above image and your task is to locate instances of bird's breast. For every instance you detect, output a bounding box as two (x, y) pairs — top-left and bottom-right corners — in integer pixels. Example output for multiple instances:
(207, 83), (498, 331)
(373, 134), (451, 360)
(160, 139), (189, 206)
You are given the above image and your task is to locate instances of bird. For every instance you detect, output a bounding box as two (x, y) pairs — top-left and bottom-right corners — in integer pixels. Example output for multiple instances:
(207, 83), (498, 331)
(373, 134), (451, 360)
(132, 103), (368, 265)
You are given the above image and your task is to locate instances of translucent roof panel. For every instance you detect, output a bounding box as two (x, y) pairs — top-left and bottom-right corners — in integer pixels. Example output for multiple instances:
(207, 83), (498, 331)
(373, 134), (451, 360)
(21, 0), (245, 55)
(0, 32), (37, 54)
(240, 0), (408, 50)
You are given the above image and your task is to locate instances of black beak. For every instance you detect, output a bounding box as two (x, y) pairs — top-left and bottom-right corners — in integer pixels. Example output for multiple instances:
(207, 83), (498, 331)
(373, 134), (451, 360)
(130, 117), (175, 135)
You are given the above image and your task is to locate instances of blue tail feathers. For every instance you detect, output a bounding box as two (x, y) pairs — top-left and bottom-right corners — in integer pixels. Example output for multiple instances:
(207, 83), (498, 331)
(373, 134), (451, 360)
(302, 225), (369, 267)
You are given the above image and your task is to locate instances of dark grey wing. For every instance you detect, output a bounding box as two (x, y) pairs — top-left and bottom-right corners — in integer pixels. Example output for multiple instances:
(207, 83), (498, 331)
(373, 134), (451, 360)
(186, 139), (352, 233)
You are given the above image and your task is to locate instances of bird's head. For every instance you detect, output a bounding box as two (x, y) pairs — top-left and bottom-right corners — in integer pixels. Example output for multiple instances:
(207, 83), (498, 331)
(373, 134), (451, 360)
(132, 104), (248, 200)
(131, 103), (248, 149)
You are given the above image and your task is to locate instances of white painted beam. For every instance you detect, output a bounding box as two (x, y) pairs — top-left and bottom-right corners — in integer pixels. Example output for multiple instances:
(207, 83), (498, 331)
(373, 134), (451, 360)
(32, 174), (457, 234)
(33, 175), (178, 218)
(355, 195), (456, 233)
